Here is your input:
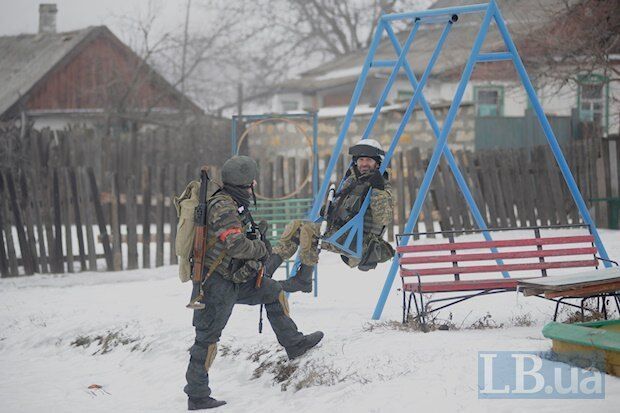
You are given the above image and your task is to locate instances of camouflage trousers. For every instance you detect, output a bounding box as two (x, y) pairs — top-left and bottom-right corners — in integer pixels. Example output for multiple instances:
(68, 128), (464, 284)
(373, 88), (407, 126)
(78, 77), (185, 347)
(184, 273), (304, 399)
(272, 219), (362, 268)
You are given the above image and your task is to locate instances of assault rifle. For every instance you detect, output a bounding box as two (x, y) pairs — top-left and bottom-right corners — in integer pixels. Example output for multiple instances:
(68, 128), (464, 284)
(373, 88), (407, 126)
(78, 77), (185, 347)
(248, 218), (270, 289)
(318, 183), (336, 252)
(186, 166), (210, 310)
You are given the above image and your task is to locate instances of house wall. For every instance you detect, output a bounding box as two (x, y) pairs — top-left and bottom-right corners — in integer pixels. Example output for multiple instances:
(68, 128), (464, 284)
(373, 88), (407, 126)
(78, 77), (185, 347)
(243, 103), (476, 161)
(608, 80), (620, 135)
(27, 114), (99, 130)
(417, 78), (619, 135)
(224, 92), (312, 118)
(25, 33), (182, 112)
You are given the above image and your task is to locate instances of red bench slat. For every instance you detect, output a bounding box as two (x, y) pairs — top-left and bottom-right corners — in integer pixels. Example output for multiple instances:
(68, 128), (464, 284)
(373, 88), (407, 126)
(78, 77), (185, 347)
(400, 259), (598, 277)
(403, 278), (523, 293)
(396, 235), (594, 253)
(399, 247), (597, 265)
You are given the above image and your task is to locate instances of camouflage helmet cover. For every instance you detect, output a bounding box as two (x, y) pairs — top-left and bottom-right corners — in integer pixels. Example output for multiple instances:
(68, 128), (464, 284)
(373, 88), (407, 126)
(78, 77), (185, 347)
(221, 155), (258, 186)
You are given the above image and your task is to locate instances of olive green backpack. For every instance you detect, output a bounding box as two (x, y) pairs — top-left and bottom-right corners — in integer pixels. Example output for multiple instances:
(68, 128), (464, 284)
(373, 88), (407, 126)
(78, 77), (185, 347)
(173, 180), (201, 282)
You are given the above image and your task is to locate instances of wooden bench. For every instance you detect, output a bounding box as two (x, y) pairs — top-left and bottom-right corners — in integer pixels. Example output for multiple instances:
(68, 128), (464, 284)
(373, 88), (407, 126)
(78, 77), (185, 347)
(396, 225), (616, 328)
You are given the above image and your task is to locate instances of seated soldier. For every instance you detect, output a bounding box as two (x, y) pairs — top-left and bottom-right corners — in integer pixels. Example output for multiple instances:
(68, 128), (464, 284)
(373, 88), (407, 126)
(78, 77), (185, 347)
(264, 139), (395, 293)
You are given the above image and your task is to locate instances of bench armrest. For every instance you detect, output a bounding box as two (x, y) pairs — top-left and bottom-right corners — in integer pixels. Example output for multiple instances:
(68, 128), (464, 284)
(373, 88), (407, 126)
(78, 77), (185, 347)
(595, 255), (619, 267)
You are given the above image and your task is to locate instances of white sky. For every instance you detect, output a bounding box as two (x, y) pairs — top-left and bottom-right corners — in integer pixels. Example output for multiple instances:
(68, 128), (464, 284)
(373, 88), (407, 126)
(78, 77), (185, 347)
(0, 0), (197, 42)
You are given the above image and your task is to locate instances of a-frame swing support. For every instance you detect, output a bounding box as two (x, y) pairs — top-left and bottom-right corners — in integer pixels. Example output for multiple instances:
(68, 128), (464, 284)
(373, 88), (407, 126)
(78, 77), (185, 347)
(299, 0), (611, 320)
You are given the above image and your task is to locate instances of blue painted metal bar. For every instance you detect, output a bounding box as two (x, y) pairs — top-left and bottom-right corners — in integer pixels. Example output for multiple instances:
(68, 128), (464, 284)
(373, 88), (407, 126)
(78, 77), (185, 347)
(361, 20), (421, 142)
(372, 3), (495, 320)
(371, 60), (398, 67)
(419, 16), (456, 25)
(382, 21), (453, 173)
(476, 52), (513, 62)
(231, 116), (238, 155)
(312, 112), (319, 199)
(312, 111), (319, 297)
(288, 20), (388, 278)
(325, 20), (435, 256)
(382, 23), (506, 269)
(307, 20), (387, 221)
(382, 3), (488, 21)
(490, 0), (611, 265)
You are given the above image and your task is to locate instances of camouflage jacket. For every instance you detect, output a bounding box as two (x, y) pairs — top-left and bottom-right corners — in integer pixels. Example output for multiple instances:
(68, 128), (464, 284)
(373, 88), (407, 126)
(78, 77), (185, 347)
(201, 191), (268, 283)
(326, 170), (394, 237)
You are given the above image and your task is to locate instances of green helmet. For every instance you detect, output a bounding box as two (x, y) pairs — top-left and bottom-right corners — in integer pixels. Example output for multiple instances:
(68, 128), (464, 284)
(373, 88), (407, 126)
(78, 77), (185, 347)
(221, 156), (258, 186)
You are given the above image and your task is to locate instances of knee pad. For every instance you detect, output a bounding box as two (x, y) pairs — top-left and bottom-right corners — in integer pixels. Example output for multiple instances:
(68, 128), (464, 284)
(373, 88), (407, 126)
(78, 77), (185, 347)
(278, 291), (290, 317)
(299, 223), (320, 265)
(204, 343), (217, 372)
(280, 220), (304, 242)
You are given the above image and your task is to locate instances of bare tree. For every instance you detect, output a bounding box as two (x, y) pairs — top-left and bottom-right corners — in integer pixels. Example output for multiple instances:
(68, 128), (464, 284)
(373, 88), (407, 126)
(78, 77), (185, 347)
(193, 0), (429, 110)
(109, 0), (431, 114)
(518, 0), (619, 124)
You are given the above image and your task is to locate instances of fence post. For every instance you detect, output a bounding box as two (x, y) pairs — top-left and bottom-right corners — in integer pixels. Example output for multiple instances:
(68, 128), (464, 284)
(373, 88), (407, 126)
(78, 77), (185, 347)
(142, 166), (152, 269)
(126, 174), (139, 270)
(88, 167), (114, 271)
(109, 172), (122, 271)
(79, 167), (97, 271)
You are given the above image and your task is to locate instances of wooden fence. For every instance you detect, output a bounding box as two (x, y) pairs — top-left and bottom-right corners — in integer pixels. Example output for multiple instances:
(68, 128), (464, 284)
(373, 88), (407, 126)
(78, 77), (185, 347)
(0, 164), (197, 277)
(0, 117), (232, 191)
(387, 135), (617, 237)
(0, 133), (617, 277)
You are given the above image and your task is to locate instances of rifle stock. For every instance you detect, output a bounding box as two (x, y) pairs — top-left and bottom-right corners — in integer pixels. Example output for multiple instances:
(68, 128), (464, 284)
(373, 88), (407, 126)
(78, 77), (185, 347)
(191, 166), (210, 284)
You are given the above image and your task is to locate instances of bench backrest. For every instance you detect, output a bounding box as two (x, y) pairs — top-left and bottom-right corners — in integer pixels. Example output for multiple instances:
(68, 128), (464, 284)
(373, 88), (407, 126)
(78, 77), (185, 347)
(396, 230), (599, 281)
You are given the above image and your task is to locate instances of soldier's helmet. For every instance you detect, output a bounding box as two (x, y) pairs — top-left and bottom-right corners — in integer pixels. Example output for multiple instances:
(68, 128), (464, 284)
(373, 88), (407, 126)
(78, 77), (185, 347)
(349, 139), (385, 164)
(221, 156), (258, 186)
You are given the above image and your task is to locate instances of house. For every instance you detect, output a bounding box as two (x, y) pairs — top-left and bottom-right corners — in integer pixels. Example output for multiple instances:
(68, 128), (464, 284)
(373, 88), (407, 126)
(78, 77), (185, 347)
(231, 0), (619, 146)
(0, 4), (203, 131)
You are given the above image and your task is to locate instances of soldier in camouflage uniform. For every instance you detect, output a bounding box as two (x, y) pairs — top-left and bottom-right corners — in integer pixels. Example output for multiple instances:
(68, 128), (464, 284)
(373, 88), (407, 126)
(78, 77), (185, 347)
(264, 139), (395, 293)
(184, 156), (324, 410)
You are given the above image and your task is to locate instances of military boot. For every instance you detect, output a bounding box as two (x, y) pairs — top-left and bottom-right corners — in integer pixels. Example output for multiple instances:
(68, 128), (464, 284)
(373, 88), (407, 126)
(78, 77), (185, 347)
(263, 253), (283, 278)
(188, 396), (227, 410)
(280, 264), (313, 293)
(286, 331), (324, 360)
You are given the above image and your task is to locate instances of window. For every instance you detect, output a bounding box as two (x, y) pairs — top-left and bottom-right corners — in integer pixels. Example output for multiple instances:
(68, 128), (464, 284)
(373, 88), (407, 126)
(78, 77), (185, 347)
(322, 94), (350, 107)
(578, 75), (606, 129)
(281, 100), (299, 111)
(475, 86), (504, 117)
(396, 90), (413, 102)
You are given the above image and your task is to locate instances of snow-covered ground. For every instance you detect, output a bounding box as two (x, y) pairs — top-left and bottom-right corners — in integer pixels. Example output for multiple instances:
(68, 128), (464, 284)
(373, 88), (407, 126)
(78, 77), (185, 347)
(1, 228), (619, 412)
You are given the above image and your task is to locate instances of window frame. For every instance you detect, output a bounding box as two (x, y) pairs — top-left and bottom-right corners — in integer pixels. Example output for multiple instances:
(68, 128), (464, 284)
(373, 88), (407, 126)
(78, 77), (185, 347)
(577, 73), (609, 134)
(474, 85), (504, 117)
(281, 100), (299, 112)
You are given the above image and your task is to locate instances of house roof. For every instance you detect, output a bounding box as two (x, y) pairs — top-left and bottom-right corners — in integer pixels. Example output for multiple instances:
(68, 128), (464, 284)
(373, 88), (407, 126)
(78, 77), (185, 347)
(0, 26), (202, 117)
(0, 27), (95, 116)
(293, 0), (581, 85)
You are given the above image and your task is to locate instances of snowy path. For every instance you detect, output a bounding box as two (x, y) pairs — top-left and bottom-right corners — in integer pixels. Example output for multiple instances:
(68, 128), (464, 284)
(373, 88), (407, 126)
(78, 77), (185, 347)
(1, 229), (619, 412)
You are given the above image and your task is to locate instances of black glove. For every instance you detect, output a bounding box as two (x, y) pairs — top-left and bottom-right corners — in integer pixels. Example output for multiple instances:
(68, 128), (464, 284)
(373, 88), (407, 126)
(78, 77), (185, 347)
(257, 220), (272, 256)
(363, 170), (385, 190)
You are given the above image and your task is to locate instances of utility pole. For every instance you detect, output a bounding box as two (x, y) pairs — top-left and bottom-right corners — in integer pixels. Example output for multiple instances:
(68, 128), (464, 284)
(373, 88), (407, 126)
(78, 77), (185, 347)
(181, 0), (191, 96)
(237, 82), (243, 117)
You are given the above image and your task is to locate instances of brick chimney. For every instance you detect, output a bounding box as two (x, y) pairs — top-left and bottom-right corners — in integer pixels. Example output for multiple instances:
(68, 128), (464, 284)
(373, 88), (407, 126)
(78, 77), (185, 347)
(39, 4), (58, 34)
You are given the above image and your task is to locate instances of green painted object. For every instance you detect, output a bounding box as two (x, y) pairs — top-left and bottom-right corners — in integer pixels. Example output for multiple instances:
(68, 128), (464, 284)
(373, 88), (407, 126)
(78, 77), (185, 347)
(542, 320), (620, 376)
(251, 198), (314, 277)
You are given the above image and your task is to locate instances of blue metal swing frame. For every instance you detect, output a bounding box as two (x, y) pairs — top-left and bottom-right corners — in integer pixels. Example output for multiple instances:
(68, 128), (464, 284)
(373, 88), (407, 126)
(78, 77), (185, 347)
(289, 0), (611, 317)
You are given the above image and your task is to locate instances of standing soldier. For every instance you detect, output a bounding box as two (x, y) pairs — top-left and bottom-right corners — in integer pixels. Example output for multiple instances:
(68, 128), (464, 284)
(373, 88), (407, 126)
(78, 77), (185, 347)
(264, 138), (395, 293)
(183, 156), (323, 410)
